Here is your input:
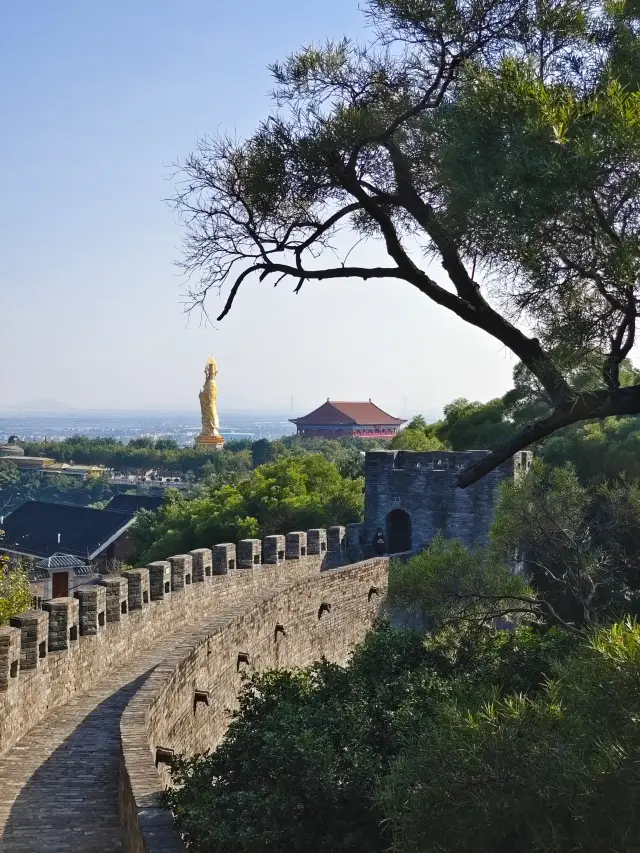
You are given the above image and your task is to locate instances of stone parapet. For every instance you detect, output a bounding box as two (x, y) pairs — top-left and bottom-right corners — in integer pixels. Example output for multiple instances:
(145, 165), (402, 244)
(238, 539), (262, 569)
(168, 556), (192, 591)
(9, 611), (48, 672)
(0, 523), (360, 759)
(0, 626), (20, 690)
(75, 585), (107, 636)
(262, 535), (285, 564)
(328, 525), (346, 552)
(212, 543), (235, 575)
(286, 531), (307, 560)
(190, 549), (212, 583)
(43, 597), (79, 651)
(100, 576), (129, 621)
(123, 568), (150, 611)
(148, 562), (172, 601)
(307, 528), (327, 555)
(120, 555), (389, 853)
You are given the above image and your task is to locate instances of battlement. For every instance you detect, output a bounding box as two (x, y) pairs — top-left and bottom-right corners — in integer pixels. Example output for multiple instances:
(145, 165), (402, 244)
(0, 524), (364, 759)
(365, 449), (531, 473)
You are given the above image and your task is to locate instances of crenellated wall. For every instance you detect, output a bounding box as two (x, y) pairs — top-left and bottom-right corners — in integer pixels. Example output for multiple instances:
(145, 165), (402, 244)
(0, 526), (355, 758)
(119, 556), (388, 853)
(1, 525), (388, 853)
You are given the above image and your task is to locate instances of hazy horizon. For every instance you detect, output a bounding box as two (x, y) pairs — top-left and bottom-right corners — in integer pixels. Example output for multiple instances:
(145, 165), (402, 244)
(1, 1), (517, 415)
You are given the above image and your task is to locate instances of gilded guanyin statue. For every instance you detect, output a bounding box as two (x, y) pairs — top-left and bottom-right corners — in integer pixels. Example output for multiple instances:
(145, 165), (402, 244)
(195, 356), (224, 449)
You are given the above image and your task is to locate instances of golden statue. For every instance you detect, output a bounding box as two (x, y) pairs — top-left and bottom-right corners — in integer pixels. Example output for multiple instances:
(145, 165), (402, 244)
(195, 356), (224, 449)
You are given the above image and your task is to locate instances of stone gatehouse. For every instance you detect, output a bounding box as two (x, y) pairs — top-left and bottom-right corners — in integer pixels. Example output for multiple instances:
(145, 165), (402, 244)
(364, 449), (532, 554)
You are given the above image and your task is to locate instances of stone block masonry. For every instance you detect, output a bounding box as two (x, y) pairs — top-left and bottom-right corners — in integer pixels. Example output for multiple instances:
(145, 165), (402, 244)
(75, 584), (107, 636)
(238, 538), (262, 568)
(9, 611), (48, 672)
(364, 449), (533, 554)
(148, 561), (172, 601)
(0, 526), (355, 761)
(120, 555), (388, 853)
(123, 568), (150, 610)
(263, 534), (286, 564)
(169, 555), (192, 591)
(0, 627), (20, 690)
(43, 597), (79, 651)
(0, 523), (382, 853)
(190, 549), (212, 582)
(307, 528), (327, 555)
(213, 543), (235, 574)
(101, 575), (129, 621)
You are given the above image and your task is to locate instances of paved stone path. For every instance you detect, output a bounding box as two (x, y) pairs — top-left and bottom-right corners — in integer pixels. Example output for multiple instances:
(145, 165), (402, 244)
(0, 634), (193, 853)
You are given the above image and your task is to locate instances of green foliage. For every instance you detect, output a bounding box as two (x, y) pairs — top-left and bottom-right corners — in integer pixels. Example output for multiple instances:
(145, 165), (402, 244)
(0, 553), (31, 625)
(133, 454), (363, 563)
(389, 417), (447, 451)
(412, 361), (640, 483)
(165, 622), (579, 853)
(21, 435), (253, 478)
(388, 534), (534, 628)
(542, 416), (640, 483)
(381, 620), (640, 853)
(174, 0), (640, 468)
(0, 469), (116, 516)
(492, 461), (640, 628)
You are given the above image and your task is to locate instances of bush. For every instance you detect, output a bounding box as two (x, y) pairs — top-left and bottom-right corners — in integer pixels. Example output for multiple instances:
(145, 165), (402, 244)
(381, 621), (640, 853)
(164, 623), (577, 853)
(0, 554), (31, 625)
(387, 534), (534, 629)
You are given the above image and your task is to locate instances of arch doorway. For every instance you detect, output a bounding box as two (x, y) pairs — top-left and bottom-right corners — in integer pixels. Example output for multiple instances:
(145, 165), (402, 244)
(386, 509), (412, 554)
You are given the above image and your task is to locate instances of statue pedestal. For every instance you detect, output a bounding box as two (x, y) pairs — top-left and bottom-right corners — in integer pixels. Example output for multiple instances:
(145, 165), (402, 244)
(195, 432), (225, 451)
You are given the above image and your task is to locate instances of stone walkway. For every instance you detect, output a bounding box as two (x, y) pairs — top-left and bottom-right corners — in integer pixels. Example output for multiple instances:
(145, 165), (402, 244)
(0, 633), (195, 853)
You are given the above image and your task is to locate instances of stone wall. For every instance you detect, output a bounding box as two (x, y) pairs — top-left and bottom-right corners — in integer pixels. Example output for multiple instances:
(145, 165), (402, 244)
(119, 556), (388, 853)
(364, 449), (533, 553)
(0, 530), (347, 759)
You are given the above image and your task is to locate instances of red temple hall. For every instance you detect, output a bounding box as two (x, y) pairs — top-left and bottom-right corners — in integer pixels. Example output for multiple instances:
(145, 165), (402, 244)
(290, 400), (406, 439)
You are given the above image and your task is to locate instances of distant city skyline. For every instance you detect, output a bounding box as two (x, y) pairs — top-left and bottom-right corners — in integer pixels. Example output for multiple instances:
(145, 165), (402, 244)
(1, 0), (516, 415)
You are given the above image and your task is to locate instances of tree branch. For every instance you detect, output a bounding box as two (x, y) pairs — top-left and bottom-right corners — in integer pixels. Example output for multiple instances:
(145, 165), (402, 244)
(458, 383), (640, 487)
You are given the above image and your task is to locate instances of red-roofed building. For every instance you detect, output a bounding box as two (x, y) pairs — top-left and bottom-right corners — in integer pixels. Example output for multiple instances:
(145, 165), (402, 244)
(290, 400), (406, 440)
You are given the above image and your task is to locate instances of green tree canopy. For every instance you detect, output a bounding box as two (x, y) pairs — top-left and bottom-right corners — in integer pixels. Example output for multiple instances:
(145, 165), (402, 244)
(133, 454), (363, 563)
(173, 0), (640, 487)
(165, 622), (577, 853)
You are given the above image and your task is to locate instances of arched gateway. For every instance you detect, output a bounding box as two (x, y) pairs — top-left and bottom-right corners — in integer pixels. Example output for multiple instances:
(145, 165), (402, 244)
(386, 508), (412, 554)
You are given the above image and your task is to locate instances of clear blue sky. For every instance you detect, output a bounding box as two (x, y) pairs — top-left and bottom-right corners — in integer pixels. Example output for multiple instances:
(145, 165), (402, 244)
(0, 0), (515, 415)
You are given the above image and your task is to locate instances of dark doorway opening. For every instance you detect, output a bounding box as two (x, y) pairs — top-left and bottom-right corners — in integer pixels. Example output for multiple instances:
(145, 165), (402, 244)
(386, 509), (412, 554)
(52, 571), (69, 599)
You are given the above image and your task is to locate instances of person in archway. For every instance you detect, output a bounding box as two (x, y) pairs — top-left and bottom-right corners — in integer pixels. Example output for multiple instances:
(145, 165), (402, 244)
(372, 527), (386, 556)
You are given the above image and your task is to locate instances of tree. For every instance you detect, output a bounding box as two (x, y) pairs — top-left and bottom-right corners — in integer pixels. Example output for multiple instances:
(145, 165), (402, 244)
(387, 533), (535, 629)
(380, 621), (640, 853)
(491, 461), (640, 629)
(164, 621), (579, 853)
(0, 461), (20, 514)
(389, 416), (447, 450)
(0, 553), (31, 625)
(133, 454), (363, 563)
(173, 0), (640, 487)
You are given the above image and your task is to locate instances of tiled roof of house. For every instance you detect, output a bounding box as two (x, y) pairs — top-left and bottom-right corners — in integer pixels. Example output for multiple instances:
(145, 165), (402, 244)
(105, 493), (164, 514)
(0, 500), (136, 560)
(35, 554), (88, 570)
(291, 400), (406, 427)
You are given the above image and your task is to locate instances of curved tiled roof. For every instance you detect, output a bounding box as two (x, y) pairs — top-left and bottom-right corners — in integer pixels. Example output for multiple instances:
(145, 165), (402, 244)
(291, 400), (405, 427)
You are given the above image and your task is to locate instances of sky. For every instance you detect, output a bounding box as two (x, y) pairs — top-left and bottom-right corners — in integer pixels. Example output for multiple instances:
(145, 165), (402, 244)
(0, 0), (516, 417)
